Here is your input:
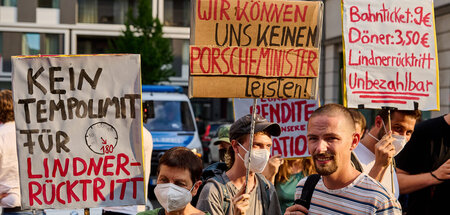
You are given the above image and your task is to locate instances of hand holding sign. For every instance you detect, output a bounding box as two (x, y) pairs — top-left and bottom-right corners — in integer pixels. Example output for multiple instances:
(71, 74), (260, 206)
(233, 181), (250, 215)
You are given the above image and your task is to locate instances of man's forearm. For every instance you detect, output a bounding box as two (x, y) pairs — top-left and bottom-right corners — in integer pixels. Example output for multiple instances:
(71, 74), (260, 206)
(368, 163), (388, 181)
(396, 168), (441, 194)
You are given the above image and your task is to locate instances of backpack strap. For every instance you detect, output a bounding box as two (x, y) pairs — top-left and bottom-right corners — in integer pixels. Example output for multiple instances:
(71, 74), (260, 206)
(256, 173), (271, 215)
(209, 175), (232, 215)
(351, 151), (364, 172)
(298, 174), (321, 210)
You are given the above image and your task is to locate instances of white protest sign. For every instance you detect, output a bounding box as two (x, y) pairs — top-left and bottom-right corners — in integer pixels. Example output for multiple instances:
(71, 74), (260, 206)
(342, 0), (439, 110)
(12, 54), (145, 209)
(234, 98), (317, 158)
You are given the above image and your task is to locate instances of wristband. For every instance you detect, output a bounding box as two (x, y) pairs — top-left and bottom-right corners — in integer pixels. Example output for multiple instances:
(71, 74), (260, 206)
(430, 171), (445, 182)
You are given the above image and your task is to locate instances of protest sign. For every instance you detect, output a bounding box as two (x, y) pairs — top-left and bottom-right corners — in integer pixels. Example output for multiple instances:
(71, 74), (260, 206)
(12, 54), (145, 209)
(190, 0), (323, 99)
(234, 98), (317, 158)
(342, 0), (440, 110)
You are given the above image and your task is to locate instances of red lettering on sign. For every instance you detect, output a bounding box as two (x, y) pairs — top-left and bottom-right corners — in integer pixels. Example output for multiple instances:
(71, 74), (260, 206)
(93, 178), (106, 202)
(103, 155), (115, 176)
(73, 157), (87, 176)
(27, 158), (42, 179)
(116, 153), (131, 176)
(29, 181), (43, 206)
(116, 178), (131, 200)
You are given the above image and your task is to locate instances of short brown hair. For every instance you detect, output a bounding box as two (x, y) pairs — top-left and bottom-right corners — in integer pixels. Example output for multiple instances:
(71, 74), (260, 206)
(309, 103), (355, 131)
(377, 109), (421, 122)
(349, 109), (366, 133)
(0, 90), (14, 123)
(157, 147), (203, 183)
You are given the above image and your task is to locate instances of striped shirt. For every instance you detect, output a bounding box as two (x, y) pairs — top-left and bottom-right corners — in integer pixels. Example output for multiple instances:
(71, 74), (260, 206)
(295, 173), (402, 214)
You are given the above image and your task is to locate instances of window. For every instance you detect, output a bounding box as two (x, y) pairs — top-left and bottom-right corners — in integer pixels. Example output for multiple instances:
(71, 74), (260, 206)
(77, 35), (116, 54)
(22, 33), (63, 55)
(78, 0), (136, 24)
(170, 39), (189, 78)
(144, 101), (195, 132)
(163, 0), (190, 27)
(0, 0), (16, 6)
(38, 0), (59, 8)
(22, 33), (40, 55)
(44, 34), (61, 54)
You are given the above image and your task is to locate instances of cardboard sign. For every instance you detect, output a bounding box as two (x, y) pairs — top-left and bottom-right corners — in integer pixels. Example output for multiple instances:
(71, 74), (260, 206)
(342, 0), (440, 110)
(234, 98), (317, 158)
(190, 0), (323, 99)
(12, 54), (145, 209)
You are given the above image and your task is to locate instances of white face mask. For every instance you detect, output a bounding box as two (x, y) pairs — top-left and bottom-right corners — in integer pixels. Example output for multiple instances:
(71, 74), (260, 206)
(367, 120), (407, 156)
(237, 142), (270, 173)
(154, 183), (194, 212)
(391, 134), (407, 155)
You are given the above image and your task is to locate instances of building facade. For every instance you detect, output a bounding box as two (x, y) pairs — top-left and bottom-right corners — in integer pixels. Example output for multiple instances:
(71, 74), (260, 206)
(0, 0), (448, 122)
(0, 0), (231, 122)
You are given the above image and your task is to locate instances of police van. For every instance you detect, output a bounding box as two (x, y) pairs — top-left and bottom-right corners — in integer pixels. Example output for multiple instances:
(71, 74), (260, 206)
(142, 85), (202, 192)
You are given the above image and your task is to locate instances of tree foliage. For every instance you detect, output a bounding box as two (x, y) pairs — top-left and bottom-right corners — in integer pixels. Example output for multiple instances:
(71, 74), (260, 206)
(109, 0), (174, 84)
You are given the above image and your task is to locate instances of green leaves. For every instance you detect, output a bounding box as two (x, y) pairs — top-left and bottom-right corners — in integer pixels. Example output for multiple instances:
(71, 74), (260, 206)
(109, 0), (174, 84)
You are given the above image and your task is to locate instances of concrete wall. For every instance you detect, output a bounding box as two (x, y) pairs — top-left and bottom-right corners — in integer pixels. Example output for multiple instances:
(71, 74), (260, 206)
(434, 8), (450, 117)
(17, 0), (36, 23)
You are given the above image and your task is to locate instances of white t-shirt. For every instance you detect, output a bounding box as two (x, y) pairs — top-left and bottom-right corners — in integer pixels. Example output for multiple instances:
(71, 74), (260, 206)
(0, 122), (21, 207)
(353, 143), (399, 198)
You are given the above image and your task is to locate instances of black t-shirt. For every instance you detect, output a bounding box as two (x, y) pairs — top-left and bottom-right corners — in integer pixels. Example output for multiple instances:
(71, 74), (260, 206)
(396, 115), (450, 215)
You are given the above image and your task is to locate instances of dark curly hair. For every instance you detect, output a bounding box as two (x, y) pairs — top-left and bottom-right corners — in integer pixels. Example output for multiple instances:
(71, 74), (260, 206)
(0, 90), (14, 123)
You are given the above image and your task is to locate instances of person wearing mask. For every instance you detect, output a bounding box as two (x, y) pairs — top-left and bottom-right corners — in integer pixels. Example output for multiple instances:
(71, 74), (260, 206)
(285, 104), (401, 214)
(196, 114), (282, 215)
(138, 147), (209, 215)
(211, 124), (232, 163)
(353, 109), (421, 198)
(395, 113), (450, 214)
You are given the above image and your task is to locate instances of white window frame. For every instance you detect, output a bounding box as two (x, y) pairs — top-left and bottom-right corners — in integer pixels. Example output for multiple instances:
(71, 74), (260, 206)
(156, 0), (191, 84)
(0, 25), (69, 75)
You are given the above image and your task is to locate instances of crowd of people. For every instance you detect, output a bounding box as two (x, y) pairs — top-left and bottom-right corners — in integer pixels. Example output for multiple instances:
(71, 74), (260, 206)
(0, 90), (449, 214)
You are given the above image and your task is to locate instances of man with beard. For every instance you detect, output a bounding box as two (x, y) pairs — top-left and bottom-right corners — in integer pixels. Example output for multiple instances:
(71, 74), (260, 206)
(354, 109), (421, 198)
(285, 104), (401, 215)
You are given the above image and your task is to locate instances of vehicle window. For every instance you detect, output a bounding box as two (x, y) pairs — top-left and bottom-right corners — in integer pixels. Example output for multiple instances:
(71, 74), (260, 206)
(144, 101), (195, 132)
(209, 124), (221, 137)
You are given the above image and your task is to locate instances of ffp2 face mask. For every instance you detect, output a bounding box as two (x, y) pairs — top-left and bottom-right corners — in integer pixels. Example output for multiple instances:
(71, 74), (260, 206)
(154, 183), (193, 212)
(237, 142), (270, 173)
(391, 134), (407, 155)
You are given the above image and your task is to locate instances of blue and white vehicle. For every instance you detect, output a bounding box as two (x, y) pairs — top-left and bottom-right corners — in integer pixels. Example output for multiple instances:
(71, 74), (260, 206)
(141, 85), (202, 190)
